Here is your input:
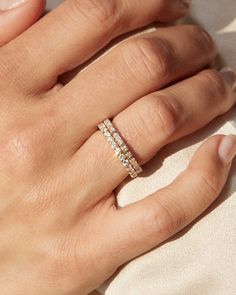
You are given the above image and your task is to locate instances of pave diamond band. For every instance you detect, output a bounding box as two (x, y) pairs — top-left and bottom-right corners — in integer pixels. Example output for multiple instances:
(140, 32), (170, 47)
(98, 119), (142, 179)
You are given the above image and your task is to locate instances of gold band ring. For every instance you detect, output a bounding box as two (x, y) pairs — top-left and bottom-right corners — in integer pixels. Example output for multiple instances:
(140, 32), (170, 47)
(98, 119), (142, 179)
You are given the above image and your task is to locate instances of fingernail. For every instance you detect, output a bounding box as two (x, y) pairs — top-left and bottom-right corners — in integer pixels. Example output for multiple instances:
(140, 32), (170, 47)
(220, 67), (236, 91)
(218, 135), (236, 164)
(0, 0), (27, 10)
(178, 0), (191, 10)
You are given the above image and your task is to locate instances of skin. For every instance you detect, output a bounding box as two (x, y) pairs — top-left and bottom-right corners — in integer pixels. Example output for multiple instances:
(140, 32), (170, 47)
(0, 0), (235, 294)
(0, 0), (45, 45)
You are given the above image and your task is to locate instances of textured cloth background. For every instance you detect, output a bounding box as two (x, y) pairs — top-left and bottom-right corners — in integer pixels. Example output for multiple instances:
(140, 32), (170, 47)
(46, 1), (236, 294)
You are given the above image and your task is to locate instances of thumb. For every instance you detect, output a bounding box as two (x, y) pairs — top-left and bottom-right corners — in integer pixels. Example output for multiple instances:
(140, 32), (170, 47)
(0, 0), (46, 46)
(109, 135), (236, 267)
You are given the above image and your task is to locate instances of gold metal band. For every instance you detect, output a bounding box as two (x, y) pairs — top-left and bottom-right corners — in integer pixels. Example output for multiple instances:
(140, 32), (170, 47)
(98, 119), (142, 179)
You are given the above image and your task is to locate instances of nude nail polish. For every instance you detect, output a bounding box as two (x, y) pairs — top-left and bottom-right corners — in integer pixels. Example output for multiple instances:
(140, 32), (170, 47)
(218, 135), (236, 164)
(0, 0), (27, 10)
(220, 68), (236, 92)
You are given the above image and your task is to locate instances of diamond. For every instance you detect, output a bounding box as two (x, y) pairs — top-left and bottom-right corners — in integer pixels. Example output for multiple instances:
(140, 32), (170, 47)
(98, 119), (142, 178)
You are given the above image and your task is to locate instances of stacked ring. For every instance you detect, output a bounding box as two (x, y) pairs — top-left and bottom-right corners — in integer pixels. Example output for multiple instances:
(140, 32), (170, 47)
(98, 119), (142, 179)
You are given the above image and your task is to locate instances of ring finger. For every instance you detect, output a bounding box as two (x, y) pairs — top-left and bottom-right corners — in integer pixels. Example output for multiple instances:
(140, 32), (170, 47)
(52, 25), (216, 151)
(71, 68), (236, 207)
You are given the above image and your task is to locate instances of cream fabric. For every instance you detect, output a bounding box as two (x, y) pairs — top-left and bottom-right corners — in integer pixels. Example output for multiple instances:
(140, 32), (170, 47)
(46, 1), (236, 294)
(98, 117), (236, 295)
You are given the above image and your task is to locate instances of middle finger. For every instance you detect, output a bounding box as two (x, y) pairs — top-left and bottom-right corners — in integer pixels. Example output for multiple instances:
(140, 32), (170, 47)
(70, 69), (236, 206)
(53, 25), (216, 152)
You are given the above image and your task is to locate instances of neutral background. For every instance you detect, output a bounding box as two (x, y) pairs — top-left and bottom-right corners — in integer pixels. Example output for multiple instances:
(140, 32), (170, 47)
(46, 1), (236, 294)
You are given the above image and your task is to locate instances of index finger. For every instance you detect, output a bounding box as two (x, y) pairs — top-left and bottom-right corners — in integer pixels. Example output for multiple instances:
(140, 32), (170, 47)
(1, 0), (190, 93)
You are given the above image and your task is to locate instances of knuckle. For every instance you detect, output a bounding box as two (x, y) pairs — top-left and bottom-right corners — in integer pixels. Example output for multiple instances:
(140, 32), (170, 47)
(193, 169), (220, 197)
(121, 37), (172, 83)
(69, 0), (118, 29)
(198, 70), (228, 110)
(186, 25), (215, 53)
(145, 197), (186, 237)
(141, 94), (183, 141)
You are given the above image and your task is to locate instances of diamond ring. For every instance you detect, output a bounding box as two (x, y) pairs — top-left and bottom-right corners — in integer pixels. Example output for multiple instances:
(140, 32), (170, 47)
(98, 119), (142, 179)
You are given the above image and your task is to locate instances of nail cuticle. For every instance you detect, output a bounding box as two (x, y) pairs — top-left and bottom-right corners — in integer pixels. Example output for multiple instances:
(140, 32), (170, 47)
(220, 67), (236, 91)
(218, 135), (236, 164)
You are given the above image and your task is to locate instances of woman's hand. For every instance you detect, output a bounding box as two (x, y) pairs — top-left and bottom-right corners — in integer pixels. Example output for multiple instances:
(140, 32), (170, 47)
(0, 0), (235, 294)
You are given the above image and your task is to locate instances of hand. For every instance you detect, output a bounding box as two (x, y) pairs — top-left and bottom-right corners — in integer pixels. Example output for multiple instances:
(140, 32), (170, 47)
(0, 0), (235, 294)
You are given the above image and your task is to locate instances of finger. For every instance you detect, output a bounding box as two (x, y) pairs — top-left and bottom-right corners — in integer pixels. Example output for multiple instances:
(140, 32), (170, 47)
(54, 25), (216, 150)
(0, 0), (45, 46)
(106, 135), (236, 267)
(2, 0), (190, 92)
(72, 69), (236, 206)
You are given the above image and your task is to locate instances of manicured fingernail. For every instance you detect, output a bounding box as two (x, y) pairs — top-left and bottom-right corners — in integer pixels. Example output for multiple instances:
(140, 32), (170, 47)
(218, 135), (236, 164)
(220, 68), (236, 91)
(0, 0), (27, 10)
